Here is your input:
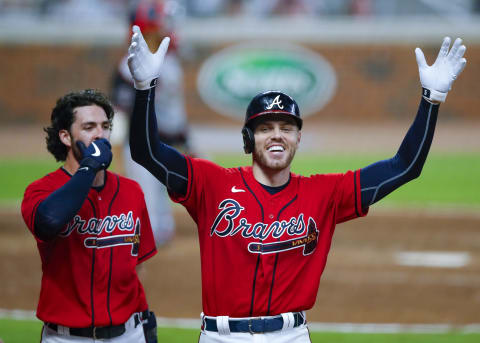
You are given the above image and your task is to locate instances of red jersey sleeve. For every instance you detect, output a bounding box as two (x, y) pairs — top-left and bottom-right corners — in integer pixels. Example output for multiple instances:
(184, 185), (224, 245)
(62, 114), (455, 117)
(137, 190), (157, 263)
(21, 174), (57, 241)
(169, 157), (229, 224)
(332, 169), (367, 223)
(306, 169), (367, 224)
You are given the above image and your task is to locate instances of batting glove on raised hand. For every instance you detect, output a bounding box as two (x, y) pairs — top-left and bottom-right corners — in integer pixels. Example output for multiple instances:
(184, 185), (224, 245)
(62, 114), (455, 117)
(77, 138), (112, 173)
(415, 37), (467, 103)
(127, 25), (170, 90)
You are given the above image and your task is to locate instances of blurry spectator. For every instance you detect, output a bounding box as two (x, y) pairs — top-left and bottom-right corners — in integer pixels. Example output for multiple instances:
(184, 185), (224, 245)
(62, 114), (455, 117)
(110, 0), (191, 247)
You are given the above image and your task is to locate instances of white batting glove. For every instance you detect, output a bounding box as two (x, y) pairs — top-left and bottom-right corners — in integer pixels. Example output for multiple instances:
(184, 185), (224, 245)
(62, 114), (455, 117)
(415, 37), (467, 103)
(127, 25), (170, 90)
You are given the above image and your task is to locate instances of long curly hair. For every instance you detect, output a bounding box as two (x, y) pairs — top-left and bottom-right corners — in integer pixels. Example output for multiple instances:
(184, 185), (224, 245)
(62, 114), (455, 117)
(44, 89), (114, 161)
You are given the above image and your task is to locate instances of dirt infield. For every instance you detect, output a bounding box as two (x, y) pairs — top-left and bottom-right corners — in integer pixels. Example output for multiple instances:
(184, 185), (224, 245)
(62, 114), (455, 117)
(2, 206), (479, 325)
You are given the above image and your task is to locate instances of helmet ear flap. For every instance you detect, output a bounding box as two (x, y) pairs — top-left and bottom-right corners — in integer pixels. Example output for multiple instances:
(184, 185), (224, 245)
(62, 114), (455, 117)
(242, 126), (254, 154)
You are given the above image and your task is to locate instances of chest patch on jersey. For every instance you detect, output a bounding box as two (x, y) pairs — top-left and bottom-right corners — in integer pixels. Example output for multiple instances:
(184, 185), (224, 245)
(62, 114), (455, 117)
(210, 199), (319, 255)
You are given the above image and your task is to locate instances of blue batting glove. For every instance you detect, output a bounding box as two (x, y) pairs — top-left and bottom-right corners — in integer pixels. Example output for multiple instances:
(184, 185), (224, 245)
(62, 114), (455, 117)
(76, 138), (112, 173)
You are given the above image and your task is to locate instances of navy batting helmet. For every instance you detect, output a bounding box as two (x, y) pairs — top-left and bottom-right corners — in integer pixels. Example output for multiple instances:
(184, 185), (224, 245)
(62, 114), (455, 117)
(242, 90), (302, 154)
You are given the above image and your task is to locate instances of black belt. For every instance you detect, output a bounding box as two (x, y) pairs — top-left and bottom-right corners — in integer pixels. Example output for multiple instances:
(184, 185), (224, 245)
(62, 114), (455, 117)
(45, 312), (145, 339)
(203, 312), (305, 333)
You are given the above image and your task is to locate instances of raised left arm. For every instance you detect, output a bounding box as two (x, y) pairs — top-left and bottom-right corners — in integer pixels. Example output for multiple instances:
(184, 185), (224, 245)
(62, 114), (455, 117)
(360, 37), (467, 208)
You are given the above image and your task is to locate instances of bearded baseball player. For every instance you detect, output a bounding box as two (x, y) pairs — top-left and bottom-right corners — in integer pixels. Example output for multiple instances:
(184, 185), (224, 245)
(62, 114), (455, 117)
(21, 89), (158, 342)
(128, 25), (466, 342)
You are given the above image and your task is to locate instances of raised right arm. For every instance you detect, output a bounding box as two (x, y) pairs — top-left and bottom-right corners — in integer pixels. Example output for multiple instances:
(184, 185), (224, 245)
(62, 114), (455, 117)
(130, 87), (188, 196)
(128, 25), (188, 197)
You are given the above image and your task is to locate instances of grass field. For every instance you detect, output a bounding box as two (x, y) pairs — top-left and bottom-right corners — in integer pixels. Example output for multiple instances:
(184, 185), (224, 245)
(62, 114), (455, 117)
(1, 318), (480, 343)
(2, 152), (479, 206)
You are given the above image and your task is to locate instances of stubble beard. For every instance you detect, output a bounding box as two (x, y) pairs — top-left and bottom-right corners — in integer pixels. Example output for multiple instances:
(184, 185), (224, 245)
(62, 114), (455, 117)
(69, 136), (84, 163)
(253, 145), (297, 171)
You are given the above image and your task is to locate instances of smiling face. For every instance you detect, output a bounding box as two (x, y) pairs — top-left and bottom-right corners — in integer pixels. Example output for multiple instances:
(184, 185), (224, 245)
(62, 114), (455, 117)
(59, 105), (112, 164)
(252, 118), (301, 172)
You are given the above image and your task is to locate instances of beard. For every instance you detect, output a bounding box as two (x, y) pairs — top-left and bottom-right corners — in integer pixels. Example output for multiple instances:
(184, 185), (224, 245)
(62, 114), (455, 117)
(70, 136), (84, 163)
(253, 145), (297, 171)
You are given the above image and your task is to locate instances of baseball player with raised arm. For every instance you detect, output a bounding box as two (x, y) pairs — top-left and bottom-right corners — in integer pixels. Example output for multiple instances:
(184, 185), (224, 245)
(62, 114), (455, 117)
(21, 89), (158, 343)
(127, 25), (466, 342)
(110, 0), (190, 246)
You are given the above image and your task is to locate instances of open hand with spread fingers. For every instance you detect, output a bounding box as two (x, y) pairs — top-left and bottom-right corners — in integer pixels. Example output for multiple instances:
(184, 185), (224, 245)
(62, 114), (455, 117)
(127, 25), (170, 90)
(415, 37), (467, 103)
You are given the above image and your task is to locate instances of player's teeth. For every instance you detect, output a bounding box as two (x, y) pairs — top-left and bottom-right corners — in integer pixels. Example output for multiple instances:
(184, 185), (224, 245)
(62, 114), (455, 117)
(268, 146), (284, 152)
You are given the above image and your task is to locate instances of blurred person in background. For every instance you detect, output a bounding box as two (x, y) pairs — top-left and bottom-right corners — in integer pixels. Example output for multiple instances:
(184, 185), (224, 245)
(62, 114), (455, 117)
(110, 0), (191, 247)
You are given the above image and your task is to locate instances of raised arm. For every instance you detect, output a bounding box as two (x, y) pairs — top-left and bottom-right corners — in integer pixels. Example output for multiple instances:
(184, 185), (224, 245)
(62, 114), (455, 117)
(128, 25), (188, 196)
(360, 37), (467, 209)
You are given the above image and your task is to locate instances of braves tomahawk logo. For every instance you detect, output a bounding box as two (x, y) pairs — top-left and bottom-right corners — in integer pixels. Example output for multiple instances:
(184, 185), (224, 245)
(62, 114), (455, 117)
(84, 219), (141, 256)
(265, 95), (284, 110)
(210, 199), (319, 255)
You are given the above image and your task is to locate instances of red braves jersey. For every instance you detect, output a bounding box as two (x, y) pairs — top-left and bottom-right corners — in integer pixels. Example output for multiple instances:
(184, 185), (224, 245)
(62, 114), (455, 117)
(171, 158), (367, 317)
(21, 168), (156, 327)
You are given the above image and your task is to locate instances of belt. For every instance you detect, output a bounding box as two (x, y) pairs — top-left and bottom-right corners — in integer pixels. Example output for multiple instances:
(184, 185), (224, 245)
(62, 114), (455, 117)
(45, 311), (145, 339)
(203, 312), (305, 333)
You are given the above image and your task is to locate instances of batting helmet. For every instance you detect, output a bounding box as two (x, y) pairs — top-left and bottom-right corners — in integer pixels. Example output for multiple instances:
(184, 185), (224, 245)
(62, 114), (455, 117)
(242, 90), (302, 154)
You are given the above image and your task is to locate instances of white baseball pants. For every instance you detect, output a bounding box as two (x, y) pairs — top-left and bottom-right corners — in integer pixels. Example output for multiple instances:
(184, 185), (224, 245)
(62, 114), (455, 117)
(40, 313), (145, 343)
(199, 312), (311, 343)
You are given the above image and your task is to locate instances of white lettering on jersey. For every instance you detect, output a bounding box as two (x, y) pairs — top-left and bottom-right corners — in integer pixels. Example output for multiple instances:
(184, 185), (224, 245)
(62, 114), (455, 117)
(210, 199), (319, 255)
(61, 211), (136, 237)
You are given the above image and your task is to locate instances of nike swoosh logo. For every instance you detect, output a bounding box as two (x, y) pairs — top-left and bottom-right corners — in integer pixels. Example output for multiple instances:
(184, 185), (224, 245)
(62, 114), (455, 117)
(231, 186), (245, 193)
(78, 167), (89, 172)
(91, 142), (101, 157)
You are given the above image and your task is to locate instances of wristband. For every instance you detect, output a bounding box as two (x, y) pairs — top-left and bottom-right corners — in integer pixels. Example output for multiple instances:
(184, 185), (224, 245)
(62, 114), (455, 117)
(134, 78), (158, 91)
(422, 87), (447, 103)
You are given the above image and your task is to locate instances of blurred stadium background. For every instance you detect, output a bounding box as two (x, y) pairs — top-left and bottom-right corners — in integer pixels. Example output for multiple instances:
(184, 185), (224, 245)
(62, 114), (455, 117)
(1, 0), (479, 341)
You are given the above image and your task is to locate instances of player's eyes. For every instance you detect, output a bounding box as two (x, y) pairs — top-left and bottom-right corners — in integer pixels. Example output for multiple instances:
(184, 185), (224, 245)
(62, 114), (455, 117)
(281, 126), (295, 132)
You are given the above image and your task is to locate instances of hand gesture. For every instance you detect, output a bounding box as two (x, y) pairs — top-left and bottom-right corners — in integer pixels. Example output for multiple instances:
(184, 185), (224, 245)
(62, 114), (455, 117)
(77, 138), (112, 173)
(127, 25), (170, 90)
(415, 37), (467, 102)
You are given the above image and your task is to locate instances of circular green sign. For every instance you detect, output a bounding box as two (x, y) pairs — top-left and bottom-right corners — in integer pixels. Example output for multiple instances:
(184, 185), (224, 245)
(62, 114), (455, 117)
(197, 42), (336, 120)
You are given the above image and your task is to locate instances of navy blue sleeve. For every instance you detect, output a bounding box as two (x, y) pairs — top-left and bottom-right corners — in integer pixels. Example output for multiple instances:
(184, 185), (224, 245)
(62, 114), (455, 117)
(360, 98), (439, 208)
(129, 87), (188, 196)
(34, 168), (96, 241)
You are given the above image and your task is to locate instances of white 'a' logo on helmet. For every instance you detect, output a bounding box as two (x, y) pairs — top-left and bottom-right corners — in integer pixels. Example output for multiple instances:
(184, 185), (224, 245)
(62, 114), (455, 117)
(266, 95), (284, 110)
